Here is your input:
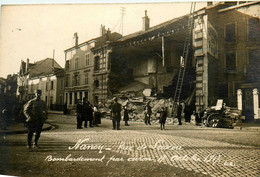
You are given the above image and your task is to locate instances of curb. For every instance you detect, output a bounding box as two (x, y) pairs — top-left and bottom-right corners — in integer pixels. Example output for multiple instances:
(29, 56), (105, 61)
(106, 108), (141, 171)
(0, 123), (52, 135)
(233, 126), (260, 131)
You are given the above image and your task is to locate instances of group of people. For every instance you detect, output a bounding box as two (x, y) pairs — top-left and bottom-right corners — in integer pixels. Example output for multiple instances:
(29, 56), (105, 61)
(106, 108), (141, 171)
(76, 97), (101, 129)
(20, 90), (203, 151)
(144, 101), (202, 130)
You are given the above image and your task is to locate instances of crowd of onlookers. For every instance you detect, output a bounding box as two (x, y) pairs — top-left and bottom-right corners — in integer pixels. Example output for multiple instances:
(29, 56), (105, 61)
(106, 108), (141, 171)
(72, 97), (204, 131)
(0, 95), (204, 131)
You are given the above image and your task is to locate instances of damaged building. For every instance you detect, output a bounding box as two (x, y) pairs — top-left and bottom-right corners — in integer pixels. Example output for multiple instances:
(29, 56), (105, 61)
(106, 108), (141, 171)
(63, 2), (259, 121)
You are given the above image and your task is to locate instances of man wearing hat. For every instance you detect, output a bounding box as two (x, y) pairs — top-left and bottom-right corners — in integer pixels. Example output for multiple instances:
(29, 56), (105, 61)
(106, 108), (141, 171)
(24, 89), (48, 150)
(111, 97), (122, 130)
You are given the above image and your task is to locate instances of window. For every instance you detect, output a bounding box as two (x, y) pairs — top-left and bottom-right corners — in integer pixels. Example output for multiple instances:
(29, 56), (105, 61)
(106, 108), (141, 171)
(226, 52), (236, 72)
(66, 60), (70, 69)
(75, 58), (79, 69)
(248, 18), (260, 41)
(51, 81), (54, 90)
(46, 82), (48, 91)
(73, 74), (80, 86)
(84, 91), (88, 100)
(225, 23), (236, 42)
(69, 92), (72, 104)
(65, 77), (69, 87)
(74, 92), (77, 104)
(76, 75), (80, 86)
(86, 54), (90, 66)
(85, 72), (89, 85)
(100, 54), (106, 69)
(94, 80), (99, 88)
(94, 56), (100, 71)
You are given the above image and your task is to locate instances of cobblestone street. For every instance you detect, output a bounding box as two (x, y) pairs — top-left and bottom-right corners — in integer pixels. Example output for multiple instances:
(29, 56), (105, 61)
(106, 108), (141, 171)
(1, 113), (259, 177)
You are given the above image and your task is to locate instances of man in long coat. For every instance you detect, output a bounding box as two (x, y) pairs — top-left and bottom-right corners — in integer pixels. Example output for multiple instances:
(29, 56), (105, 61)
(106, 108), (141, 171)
(111, 97), (122, 130)
(24, 89), (48, 150)
(82, 97), (93, 128)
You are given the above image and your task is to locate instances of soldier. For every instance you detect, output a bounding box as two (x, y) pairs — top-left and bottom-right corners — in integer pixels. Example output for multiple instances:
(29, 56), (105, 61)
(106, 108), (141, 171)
(177, 102), (182, 125)
(111, 97), (122, 130)
(144, 101), (152, 125)
(82, 97), (93, 128)
(24, 89), (48, 150)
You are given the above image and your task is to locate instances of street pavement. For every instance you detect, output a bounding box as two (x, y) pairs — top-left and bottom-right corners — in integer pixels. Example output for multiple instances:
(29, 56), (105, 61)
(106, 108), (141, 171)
(0, 113), (259, 177)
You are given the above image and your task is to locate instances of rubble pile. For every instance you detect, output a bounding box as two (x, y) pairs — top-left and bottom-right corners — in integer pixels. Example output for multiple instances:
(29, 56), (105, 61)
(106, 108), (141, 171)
(100, 95), (177, 124)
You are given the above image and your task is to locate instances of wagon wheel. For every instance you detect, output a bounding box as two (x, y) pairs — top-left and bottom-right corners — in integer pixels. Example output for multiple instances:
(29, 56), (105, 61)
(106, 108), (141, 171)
(206, 113), (220, 127)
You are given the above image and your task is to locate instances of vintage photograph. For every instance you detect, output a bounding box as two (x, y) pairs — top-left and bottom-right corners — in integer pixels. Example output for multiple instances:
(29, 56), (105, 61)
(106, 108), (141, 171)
(0, 1), (260, 177)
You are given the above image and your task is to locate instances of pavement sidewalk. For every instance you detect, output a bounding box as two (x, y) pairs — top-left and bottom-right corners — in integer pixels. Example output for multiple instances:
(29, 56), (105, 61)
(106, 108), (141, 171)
(1, 110), (260, 134)
(233, 122), (260, 131)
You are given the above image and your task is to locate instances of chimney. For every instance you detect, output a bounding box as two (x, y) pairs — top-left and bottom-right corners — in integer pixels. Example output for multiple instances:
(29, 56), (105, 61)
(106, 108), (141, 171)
(74, 32), (78, 48)
(100, 25), (107, 36)
(26, 58), (29, 72)
(142, 10), (150, 31)
(106, 28), (111, 41)
(207, 2), (213, 6)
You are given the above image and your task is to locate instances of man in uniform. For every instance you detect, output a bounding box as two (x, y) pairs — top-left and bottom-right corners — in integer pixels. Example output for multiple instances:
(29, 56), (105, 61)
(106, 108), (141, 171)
(82, 97), (93, 128)
(144, 101), (152, 125)
(177, 102), (182, 125)
(111, 97), (122, 130)
(24, 89), (48, 150)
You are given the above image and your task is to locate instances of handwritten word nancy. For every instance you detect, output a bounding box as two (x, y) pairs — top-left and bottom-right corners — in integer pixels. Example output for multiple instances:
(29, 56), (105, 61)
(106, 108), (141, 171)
(68, 138), (111, 153)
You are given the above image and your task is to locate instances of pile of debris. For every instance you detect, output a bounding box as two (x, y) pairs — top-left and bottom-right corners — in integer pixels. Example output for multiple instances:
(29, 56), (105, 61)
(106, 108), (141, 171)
(100, 96), (177, 124)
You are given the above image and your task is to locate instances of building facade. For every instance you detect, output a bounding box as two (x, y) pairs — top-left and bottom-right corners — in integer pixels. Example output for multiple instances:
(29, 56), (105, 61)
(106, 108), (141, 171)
(17, 58), (64, 110)
(64, 28), (122, 108)
(193, 2), (260, 120)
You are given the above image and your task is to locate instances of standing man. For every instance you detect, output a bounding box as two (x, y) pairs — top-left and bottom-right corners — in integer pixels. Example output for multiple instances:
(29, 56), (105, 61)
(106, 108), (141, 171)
(144, 101), (152, 125)
(123, 106), (129, 126)
(177, 102), (182, 125)
(111, 97), (122, 130)
(82, 97), (93, 128)
(76, 99), (83, 129)
(24, 90), (48, 150)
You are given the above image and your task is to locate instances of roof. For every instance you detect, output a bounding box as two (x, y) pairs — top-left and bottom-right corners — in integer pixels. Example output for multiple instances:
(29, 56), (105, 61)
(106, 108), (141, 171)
(28, 58), (62, 78)
(218, 1), (260, 13)
(65, 32), (122, 52)
(115, 14), (189, 43)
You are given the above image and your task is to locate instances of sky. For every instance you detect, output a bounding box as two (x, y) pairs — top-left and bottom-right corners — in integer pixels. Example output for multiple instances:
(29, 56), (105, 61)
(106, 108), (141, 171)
(0, 1), (207, 78)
